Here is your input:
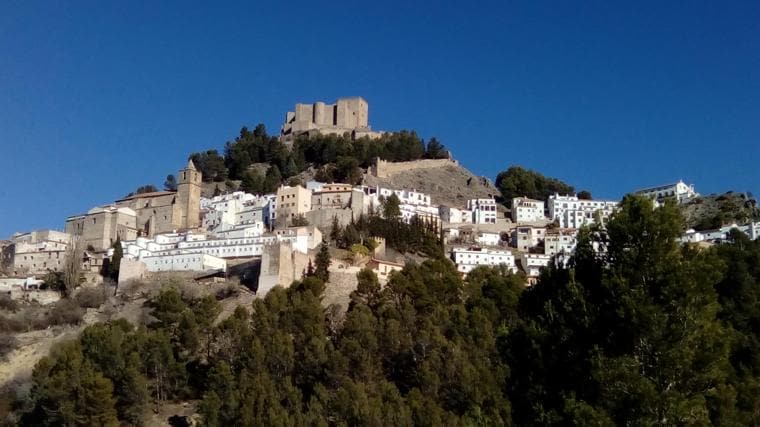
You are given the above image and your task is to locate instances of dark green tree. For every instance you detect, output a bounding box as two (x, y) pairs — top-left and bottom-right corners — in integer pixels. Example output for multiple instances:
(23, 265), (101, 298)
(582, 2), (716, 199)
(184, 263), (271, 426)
(314, 241), (331, 283)
(240, 169), (263, 194)
(495, 165), (574, 203)
(506, 196), (733, 425)
(108, 237), (122, 282)
(290, 214), (309, 227)
(190, 150), (227, 182)
(24, 341), (119, 426)
(262, 165), (282, 194)
(382, 194), (401, 221)
(424, 137), (448, 159)
(330, 216), (342, 243)
(164, 174), (177, 191)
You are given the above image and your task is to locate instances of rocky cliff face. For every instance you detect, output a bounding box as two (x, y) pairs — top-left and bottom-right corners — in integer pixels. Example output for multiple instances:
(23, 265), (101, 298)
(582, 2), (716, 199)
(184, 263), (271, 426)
(363, 161), (500, 208)
(680, 192), (759, 230)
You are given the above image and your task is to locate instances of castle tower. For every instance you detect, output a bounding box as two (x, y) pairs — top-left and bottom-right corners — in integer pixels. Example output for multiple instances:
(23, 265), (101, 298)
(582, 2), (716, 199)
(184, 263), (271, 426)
(176, 160), (202, 229)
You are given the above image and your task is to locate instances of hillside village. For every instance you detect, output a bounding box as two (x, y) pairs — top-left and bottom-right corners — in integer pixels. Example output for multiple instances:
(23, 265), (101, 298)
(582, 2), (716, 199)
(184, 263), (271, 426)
(1, 98), (760, 424)
(2, 98), (760, 305)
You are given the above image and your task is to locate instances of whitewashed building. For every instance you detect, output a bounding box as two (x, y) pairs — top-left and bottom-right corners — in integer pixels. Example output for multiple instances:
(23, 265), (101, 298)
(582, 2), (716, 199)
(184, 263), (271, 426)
(439, 206), (473, 224)
(361, 186), (432, 207)
(749, 222), (760, 240)
(202, 192), (272, 234)
(140, 253), (227, 273)
(451, 247), (517, 275)
(544, 229), (578, 256)
(400, 204), (441, 227)
(548, 194), (619, 229)
(635, 180), (698, 203)
(511, 197), (545, 223)
(518, 253), (552, 281)
(468, 198), (498, 224)
(121, 226), (322, 272)
(4, 230), (73, 276)
(680, 222), (760, 244)
(511, 226), (546, 252)
(475, 231), (502, 247)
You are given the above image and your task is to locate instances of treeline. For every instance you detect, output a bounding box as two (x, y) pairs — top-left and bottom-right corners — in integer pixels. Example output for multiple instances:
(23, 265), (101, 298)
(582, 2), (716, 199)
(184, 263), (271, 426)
(495, 165), (591, 202)
(326, 194), (443, 258)
(18, 288), (222, 425)
(188, 124), (449, 189)
(15, 196), (760, 424)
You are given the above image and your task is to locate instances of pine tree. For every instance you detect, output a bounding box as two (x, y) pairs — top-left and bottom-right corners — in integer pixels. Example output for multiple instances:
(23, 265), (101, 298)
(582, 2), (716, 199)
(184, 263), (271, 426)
(330, 216), (342, 244)
(382, 194), (401, 221)
(314, 241), (331, 283)
(164, 174), (177, 191)
(109, 237), (123, 282)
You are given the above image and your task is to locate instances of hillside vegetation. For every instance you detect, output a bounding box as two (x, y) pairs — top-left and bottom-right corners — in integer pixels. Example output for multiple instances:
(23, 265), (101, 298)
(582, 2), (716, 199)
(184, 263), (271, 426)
(8, 196), (760, 425)
(680, 191), (760, 230)
(495, 166), (590, 203)
(186, 125), (450, 194)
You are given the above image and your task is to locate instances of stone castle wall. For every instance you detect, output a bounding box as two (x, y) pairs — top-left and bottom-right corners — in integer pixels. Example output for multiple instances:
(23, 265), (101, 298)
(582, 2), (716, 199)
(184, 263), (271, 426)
(258, 242), (310, 295)
(370, 158), (458, 178)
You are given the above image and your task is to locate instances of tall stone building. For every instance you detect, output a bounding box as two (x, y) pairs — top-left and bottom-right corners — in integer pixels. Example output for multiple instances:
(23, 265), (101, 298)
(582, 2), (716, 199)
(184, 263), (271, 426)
(280, 97), (384, 141)
(113, 160), (202, 237)
(65, 205), (138, 251)
(176, 160), (202, 229)
(2, 230), (73, 276)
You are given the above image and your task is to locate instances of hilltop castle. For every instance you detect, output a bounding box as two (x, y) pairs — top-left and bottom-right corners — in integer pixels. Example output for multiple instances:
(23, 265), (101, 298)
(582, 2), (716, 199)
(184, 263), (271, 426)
(280, 97), (385, 141)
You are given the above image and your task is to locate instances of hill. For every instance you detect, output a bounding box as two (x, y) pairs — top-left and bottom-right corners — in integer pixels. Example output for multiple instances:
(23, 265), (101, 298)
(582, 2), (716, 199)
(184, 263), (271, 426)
(362, 159), (500, 208)
(680, 191), (759, 230)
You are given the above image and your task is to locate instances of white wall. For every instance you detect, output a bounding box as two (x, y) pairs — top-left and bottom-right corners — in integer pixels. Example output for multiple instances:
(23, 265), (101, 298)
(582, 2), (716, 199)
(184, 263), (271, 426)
(452, 247), (516, 274)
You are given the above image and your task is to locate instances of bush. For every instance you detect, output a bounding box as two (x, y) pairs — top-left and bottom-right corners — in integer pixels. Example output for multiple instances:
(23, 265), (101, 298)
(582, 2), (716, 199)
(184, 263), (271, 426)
(0, 315), (25, 333)
(0, 334), (18, 360)
(117, 279), (147, 300)
(75, 287), (107, 309)
(365, 239), (379, 252)
(216, 282), (240, 300)
(0, 295), (18, 313)
(349, 244), (370, 257)
(45, 299), (85, 327)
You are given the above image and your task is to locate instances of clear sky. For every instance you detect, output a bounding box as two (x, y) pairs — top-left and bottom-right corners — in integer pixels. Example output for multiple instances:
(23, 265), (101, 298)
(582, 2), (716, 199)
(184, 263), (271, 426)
(1, 1), (758, 237)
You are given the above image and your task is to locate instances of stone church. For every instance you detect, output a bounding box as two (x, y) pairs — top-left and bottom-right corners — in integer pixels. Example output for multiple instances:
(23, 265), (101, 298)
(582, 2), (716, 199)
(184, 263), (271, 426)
(113, 160), (202, 237)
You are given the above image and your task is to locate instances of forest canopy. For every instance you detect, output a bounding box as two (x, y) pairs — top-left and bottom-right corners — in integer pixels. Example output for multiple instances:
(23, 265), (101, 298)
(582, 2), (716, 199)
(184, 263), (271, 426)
(14, 195), (760, 425)
(188, 124), (449, 187)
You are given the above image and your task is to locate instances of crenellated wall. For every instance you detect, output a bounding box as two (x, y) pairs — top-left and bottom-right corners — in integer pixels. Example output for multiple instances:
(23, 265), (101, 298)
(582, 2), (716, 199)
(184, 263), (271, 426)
(370, 157), (458, 178)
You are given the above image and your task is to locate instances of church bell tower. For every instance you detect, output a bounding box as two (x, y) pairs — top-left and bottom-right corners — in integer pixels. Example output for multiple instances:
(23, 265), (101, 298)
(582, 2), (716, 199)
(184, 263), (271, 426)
(176, 160), (202, 229)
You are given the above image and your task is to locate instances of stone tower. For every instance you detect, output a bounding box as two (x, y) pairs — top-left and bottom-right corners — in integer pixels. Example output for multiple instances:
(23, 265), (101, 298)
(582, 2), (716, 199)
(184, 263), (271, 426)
(176, 160), (202, 229)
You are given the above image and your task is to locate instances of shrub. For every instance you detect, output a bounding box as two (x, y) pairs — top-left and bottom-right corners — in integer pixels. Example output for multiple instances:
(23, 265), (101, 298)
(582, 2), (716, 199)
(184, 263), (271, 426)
(0, 295), (18, 313)
(45, 299), (85, 326)
(365, 238), (379, 252)
(0, 315), (25, 333)
(349, 244), (370, 257)
(75, 287), (107, 309)
(117, 279), (147, 300)
(0, 334), (18, 360)
(216, 282), (240, 300)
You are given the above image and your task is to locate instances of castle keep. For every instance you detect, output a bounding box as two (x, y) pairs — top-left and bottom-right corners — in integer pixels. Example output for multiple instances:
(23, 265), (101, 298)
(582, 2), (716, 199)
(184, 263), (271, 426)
(280, 97), (384, 141)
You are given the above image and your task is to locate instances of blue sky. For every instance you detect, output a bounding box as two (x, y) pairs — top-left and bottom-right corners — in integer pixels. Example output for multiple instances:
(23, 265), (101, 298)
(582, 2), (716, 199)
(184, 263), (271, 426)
(1, 1), (758, 237)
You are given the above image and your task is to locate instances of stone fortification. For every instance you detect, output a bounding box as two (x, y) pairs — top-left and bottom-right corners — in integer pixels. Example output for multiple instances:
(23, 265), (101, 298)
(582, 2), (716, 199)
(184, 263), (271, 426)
(370, 158), (459, 179)
(280, 97), (383, 141)
(258, 242), (310, 295)
(304, 208), (354, 232)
